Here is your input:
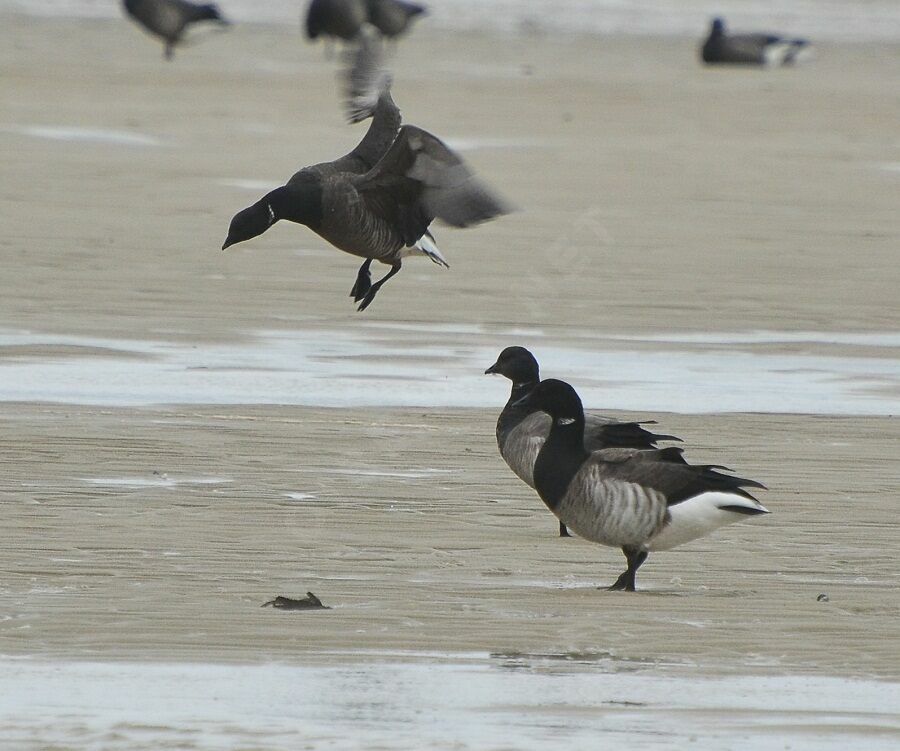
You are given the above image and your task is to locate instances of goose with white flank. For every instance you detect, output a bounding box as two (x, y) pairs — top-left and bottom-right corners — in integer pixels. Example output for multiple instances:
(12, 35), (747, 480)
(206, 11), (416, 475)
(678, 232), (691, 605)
(122, 0), (229, 60)
(515, 379), (769, 591)
(700, 17), (809, 66)
(222, 82), (510, 310)
(485, 347), (681, 538)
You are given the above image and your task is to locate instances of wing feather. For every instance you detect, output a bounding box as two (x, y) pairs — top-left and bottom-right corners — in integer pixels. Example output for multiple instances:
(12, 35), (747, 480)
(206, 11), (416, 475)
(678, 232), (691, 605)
(355, 125), (510, 243)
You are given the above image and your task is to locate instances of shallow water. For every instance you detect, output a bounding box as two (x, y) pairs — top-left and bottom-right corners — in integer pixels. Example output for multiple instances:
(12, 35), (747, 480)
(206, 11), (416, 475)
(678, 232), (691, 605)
(2, 656), (898, 751)
(0, 327), (897, 413)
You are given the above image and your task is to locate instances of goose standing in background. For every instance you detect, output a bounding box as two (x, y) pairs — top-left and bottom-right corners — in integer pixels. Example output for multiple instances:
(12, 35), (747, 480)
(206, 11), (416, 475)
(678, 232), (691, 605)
(485, 347), (681, 538)
(122, 0), (228, 60)
(700, 17), (809, 66)
(516, 379), (769, 591)
(366, 0), (427, 39)
(305, 0), (368, 45)
(222, 84), (510, 311)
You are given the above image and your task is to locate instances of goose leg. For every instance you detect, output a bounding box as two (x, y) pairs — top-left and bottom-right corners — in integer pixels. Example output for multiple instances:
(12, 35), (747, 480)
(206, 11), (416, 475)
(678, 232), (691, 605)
(164, 40), (175, 60)
(559, 521), (571, 538)
(350, 259), (373, 302)
(357, 261), (401, 311)
(606, 547), (648, 592)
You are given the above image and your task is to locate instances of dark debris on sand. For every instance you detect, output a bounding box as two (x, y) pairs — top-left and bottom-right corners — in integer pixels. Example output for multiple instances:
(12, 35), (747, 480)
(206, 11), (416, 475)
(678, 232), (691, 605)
(261, 592), (331, 610)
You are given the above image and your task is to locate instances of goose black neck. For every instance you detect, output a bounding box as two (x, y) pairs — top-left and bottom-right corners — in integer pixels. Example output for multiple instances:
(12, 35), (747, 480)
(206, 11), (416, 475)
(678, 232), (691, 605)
(496, 379), (539, 442)
(533, 412), (589, 511)
(266, 183), (323, 230)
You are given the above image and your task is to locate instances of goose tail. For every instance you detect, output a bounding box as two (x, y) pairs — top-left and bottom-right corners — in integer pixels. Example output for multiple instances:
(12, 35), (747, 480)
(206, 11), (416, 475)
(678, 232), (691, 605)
(648, 491), (769, 552)
(411, 231), (450, 268)
(764, 38), (811, 66)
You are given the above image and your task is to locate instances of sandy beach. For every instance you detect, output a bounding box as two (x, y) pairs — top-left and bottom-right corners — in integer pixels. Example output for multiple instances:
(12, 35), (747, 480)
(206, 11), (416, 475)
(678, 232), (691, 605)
(1, 13), (899, 750)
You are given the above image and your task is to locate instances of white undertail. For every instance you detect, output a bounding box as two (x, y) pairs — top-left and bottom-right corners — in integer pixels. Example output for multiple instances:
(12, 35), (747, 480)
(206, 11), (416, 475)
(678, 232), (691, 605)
(409, 232), (450, 268)
(647, 492), (769, 552)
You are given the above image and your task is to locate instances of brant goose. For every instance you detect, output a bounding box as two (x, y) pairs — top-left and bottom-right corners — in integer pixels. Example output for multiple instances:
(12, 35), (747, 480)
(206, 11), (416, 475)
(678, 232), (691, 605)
(122, 0), (228, 60)
(701, 17), (809, 66)
(516, 379), (768, 591)
(222, 92), (510, 311)
(305, 0), (368, 43)
(366, 0), (427, 39)
(486, 347), (681, 538)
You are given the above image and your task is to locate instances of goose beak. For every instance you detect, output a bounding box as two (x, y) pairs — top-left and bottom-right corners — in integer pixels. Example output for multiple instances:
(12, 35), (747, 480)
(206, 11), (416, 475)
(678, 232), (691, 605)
(484, 361), (500, 375)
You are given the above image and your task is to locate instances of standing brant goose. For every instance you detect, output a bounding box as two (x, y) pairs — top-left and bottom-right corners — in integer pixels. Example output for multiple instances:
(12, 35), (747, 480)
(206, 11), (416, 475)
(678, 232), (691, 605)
(122, 0), (228, 60)
(222, 91), (510, 311)
(485, 347), (681, 538)
(365, 0), (427, 39)
(516, 379), (768, 591)
(700, 17), (809, 66)
(305, 0), (368, 44)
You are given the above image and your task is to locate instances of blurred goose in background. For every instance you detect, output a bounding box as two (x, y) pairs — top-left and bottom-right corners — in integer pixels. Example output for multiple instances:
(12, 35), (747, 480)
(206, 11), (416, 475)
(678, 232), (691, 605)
(122, 0), (228, 59)
(485, 347), (681, 538)
(516, 379), (768, 591)
(701, 17), (809, 66)
(366, 0), (427, 39)
(222, 81), (510, 311)
(305, 0), (368, 44)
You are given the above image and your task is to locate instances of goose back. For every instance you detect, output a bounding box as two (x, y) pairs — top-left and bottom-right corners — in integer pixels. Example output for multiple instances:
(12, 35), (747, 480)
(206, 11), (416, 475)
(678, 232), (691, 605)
(498, 409), (681, 491)
(124, 0), (222, 45)
(306, 0), (367, 41)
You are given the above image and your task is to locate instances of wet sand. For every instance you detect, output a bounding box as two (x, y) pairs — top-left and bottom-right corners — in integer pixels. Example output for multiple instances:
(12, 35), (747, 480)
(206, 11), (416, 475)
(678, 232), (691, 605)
(1, 13), (899, 750)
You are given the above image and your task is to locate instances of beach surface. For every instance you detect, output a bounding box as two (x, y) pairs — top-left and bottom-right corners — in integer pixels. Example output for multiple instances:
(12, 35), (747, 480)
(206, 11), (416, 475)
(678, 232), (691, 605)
(1, 14), (899, 750)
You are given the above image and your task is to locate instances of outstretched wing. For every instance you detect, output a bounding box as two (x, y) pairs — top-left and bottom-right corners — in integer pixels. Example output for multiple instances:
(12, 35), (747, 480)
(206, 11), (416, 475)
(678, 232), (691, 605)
(355, 124), (511, 242)
(341, 26), (392, 124)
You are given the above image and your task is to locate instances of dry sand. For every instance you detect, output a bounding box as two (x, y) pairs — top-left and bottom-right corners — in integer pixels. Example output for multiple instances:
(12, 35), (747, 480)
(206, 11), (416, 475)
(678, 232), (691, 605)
(1, 13), (899, 749)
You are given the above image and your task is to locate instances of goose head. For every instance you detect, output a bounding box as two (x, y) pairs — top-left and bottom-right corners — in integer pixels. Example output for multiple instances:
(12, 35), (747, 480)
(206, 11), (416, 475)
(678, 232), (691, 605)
(484, 346), (540, 385)
(222, 200), (276, 250)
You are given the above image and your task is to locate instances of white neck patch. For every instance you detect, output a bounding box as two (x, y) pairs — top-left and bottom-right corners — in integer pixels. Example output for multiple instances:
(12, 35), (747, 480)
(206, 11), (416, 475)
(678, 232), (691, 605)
(557, 417), (576, 426)
(266, 203), (276, 224)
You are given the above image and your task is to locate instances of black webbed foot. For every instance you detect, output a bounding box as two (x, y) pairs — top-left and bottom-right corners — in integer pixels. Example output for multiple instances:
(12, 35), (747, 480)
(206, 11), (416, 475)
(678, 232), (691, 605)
(357, 286), (380, 311)
(606, 570), (635, 591)
(350, 259), (373, 302)
(356, 261), (400, 312)
(604, 547), (647, 592)
(559, 521), (571, 538)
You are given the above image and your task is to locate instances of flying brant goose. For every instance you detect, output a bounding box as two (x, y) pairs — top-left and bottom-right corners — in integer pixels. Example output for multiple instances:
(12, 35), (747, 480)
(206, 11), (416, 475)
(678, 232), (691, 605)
(122, 0), (229, 60)
(515, 379), (769, 591)
(700, 17), (809, 66)
(366, 0), (427, 39)
(486, 347), (681, 538)
(222, 89), (510, 311)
